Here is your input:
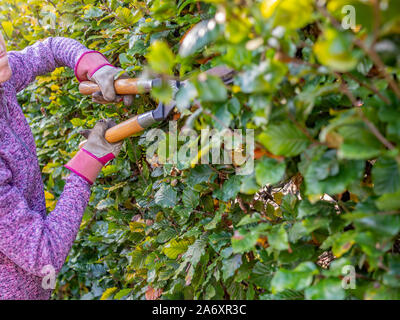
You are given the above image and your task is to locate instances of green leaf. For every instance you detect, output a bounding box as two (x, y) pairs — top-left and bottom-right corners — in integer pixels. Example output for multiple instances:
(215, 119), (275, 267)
(268, 225), (289, 251)
(151, 81), (173, 104)
(364, 285), (400, 300)
(297, 199), (335, 219)
(288, 222), (308, 243)
(236, 60), (287, 93)
(228, 97), (241, 116)
(96, 198), (115, 210)
(147, 40), (175, 75)
(205, 284), (216, 299)
(240, 174), (259, 195)
(186, 165), (216, 187)
(181, 237), (207, 267)
(301, 148), (365, 196)
(194, 75), (228, 102)
(70, 118), (86, 127)
(214, 175), (242, 202)
(115, 7), (143, 26)
(225, 17), (250, 44)
(259, 122), (310, 157)
(182, 188), (200, 208)
(84, 7), (104, 19)
(305, 278), (346, 300)
(271, 262), (319, 293)
(376, 189), (400, 211)
(354, 214), (400, 237)
(355, 231), (390, 260)
(281, 193), (298, 215)
(101, 165), (119, 176)
(337, 123), (382, 160)
(232, 229), (259, 254)
(372, 157), (400, 195)
(251, 262), (273, 289)
(114, 288), (132, 300)
(331, 231), (356, 257)
(211, 103), (232, 130)
(204, 205), (224, 230)
(255, 158), (286, 186)
(155, 184), (178, 208)
(208, 231), (232, 252)
(260, 289), (304, 300)
(236, 213), (261, 227)
(176, 82), (198, 111)
(382, 255), (400, 289)
(129, 250), (147, 269)
(157, 228), (177, 243)
(163, 238), (192, 259)
(222, 254), (243, 281)
(314, 28), (360, 72)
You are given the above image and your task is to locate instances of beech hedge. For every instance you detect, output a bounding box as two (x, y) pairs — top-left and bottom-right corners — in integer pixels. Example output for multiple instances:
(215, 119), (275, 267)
(2, 0), (400, 300)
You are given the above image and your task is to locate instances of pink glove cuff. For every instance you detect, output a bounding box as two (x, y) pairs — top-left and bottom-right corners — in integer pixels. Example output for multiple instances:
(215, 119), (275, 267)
(65, 149), (106, 185)
(74, 51), (115, 82)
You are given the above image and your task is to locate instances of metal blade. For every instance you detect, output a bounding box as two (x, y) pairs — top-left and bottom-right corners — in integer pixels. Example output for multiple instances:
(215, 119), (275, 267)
(150, 66), (235, 121)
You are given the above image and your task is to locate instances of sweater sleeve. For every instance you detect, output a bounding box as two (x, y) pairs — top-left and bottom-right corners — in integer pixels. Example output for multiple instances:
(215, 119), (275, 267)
(8, 37), (90, 93)
(0, 156), (91, 277)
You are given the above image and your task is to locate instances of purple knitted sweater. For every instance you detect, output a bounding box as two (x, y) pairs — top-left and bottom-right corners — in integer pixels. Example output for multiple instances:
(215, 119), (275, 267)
(0, 37), (93, 300)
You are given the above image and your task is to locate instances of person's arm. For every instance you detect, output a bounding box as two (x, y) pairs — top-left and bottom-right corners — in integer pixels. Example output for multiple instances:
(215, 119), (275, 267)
(7, 37), (133, 105)
(0, 158), (91, 277)
(0, 119), (121, 277)
(8, 37), (90, 93)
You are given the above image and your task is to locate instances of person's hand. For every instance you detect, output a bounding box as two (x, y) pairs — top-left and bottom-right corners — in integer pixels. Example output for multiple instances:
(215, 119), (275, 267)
(65, 119), (123, 185)
(89, 66), (134, 106)
(79, 119), (122, 160)
(74, 51), (134, 106)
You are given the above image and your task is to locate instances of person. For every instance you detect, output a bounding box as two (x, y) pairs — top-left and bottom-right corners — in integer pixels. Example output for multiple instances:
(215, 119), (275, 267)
(0, 32), (131, 300)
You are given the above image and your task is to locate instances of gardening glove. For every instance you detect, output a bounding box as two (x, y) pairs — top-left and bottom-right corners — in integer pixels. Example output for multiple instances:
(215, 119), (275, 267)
(89, 66), (134, 106)
(65, 119), (122, 185)
(74, 51), (134, 106)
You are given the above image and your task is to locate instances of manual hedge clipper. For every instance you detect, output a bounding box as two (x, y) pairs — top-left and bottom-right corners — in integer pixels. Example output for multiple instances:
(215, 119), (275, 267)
(79, 66), (235, 142)
(78, 16), (233, 143)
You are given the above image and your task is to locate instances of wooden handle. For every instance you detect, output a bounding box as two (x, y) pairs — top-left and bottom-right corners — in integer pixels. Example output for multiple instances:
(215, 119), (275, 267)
(105, 116), (144, 143)
(79, 78), (151, 95)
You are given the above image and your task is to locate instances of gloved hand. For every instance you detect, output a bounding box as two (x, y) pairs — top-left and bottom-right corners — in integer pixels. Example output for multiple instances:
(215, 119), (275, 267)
(65, 119), (122, 185)
(89, 66), (134, 106)
(74, 51), (134, 106)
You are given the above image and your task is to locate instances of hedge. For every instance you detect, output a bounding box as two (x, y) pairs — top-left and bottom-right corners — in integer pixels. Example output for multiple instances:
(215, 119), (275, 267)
(2, 0), (400, 300)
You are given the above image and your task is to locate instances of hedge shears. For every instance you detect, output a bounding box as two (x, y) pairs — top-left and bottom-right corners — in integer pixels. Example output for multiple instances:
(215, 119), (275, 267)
(77, 16), (234, 143)
(78, 66), (235, 142)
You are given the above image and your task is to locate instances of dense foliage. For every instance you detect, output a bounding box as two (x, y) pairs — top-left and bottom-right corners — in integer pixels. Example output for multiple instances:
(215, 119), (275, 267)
(2, 0), (400, 300)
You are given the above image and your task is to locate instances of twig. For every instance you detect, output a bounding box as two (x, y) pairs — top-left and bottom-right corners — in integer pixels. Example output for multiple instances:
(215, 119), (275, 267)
(371, 0), (381, 46)
(378, 257), (390, 272)
(335, 73), (395, 150)
(202, 109), (234, 133)
(378, 210), (400, 215)
(355, 39), (400, 99)
(286, 112), (321, 145)
(196, 2), (202, 14)
(344, 73), (390, 104)
(236, 196), (248, 213)
(317, 4), (400, 100)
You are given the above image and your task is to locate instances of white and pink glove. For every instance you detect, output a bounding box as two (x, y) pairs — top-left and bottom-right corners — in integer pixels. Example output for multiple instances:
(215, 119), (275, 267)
(74, 51), (133, 106)
(65, 119), (122, 185)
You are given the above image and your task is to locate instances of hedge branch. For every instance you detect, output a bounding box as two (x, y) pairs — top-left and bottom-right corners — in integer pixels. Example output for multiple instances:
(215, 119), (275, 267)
(317, 4), (400, 100)
(335, 73), (395, 150)
(344, 73), (391, 104)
